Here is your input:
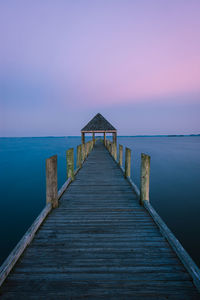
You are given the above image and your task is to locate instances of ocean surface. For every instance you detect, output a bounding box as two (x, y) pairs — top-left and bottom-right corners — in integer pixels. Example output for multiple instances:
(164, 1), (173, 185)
(0, 136), (200, 267)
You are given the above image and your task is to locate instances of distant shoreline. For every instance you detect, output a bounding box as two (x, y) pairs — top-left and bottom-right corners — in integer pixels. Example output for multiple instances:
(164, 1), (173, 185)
(1, 134), (200, 138)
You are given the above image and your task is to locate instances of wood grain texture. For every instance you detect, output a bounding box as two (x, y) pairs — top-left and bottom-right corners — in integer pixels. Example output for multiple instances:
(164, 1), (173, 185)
(125, 147), (131, 178)
(118, 144), (123, 167)
(76, 144), (82, 169)
(46, 155), (58, 207)
(66, 148), (74, 181)
(0, 141), (199, 299)
(140, 153), (150, 204)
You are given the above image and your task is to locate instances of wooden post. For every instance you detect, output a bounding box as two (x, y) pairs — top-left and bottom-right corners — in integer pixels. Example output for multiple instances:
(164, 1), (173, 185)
(113, 132), (117, 144)
(92, 132), (95, 144)
(86, 142), (89, 157)
(46, 155), (58, 208)
(82, 143), (85, 162)
(81, 132), (85, 144)
(119, 144), (123, 167)
(89, 141), (92, 153)
(111, 142), (114, 157)
(87, 142), (90, 156)
(67, 148), (74, 181)
(108, 141), (112, 153)
(104, 132), (106, 146)
(77, 144), (82, 169)
(140, 153), (150, 205)
(125, 147), (131, 178)
(112, 143), (117, 160)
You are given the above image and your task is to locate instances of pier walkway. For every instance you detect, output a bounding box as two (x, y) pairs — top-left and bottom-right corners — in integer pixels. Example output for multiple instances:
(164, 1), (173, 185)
(0, 141), (200, 299)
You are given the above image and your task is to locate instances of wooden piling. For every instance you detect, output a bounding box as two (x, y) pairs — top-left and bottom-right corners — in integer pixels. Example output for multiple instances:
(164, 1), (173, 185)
(112, 143), (117, 160)
(46, 155), (58, 208)
(108, 141), (110, 153)
(119, 144), (123, 167)
(81, 144), (85, 162)
(86, 142), (89, 157)
(113, 132), (117, 144)
(104, 132), (106, 145)
(67, 148), (74, 181)
(88, 141), (90, 156)
(77, 144), (82, 169)
(125, 147), (131, 178)
(140, 153), (150, 205)
(90, 140), (93, 152)
(92, 132), (95, 144)
(109, 141), (112, 154)
(81, 132), (85, 144)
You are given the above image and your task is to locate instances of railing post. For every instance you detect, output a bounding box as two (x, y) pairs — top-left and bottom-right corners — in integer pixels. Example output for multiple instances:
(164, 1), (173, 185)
(104, 132), (106, 146)
(109, 141), (112, 154)
(118, 144), (123, 167)
(46, 155), (58, 208)
(111, 142), (113, 156)
(77, 144), (82, 169)
(125, 147), (131, 178)
(82, 143), (85, 162)
(81, 132), (85, 144)
(86, 142), (89, 157)
(112, 143), (117, 160)
(67, 148), (74, 181)
(92, 132), (95, 144)
(140, 153), (150, 205)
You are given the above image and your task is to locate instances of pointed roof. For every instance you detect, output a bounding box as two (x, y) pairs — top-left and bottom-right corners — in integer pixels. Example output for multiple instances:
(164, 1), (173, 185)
(81, 113), (116, 132)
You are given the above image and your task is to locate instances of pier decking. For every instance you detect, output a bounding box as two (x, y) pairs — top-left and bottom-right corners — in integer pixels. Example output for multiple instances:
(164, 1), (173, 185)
(0, 140), (200, 299)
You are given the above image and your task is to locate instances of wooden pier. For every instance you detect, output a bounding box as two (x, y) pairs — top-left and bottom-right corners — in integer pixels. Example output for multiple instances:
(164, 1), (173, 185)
(0, 114), (200, 299)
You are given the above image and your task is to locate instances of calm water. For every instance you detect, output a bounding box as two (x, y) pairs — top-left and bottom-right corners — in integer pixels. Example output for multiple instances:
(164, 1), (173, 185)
(0, 136), (200, 267)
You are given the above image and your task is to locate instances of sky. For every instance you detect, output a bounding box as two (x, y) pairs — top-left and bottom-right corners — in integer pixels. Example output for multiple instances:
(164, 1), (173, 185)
(0, 0), (200, 136)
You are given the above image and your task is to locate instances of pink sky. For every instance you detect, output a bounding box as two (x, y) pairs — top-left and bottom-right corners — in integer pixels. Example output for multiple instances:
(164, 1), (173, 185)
(0, 0), (200, 136)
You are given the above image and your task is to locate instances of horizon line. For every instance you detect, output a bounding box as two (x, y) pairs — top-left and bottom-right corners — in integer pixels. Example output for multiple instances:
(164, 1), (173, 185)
(1, 134), (200, 138)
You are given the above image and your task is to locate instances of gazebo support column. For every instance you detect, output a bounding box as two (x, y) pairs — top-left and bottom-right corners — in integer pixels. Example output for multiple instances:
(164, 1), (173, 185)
(104, 132), (106, 145)
(92, 132), (95, 144)
(81, 132), (85, 144)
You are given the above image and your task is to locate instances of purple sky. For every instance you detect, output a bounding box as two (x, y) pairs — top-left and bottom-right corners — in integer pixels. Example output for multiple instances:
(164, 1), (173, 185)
(0, 0), (200, 136)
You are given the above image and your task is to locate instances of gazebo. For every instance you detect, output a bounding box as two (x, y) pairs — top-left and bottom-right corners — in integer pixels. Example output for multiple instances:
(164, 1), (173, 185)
(81, 113), (117, 145)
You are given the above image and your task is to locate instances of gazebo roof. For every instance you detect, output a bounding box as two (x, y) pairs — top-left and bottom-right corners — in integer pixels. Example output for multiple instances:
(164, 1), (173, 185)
(81, 113), (116, 132)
